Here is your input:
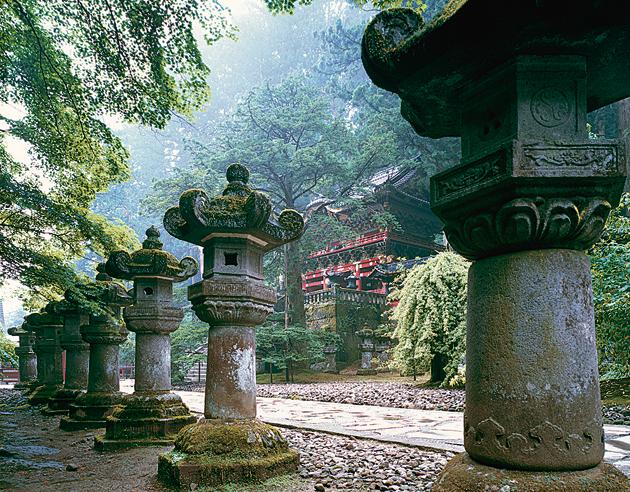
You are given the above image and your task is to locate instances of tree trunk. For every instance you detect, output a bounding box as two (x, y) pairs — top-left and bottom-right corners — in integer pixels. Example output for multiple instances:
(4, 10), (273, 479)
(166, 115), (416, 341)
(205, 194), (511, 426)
(285, 365), (290, 383)
(269, 363), (273, 384)
(430, 353), (448, 385)
(285, 240), (305, 325)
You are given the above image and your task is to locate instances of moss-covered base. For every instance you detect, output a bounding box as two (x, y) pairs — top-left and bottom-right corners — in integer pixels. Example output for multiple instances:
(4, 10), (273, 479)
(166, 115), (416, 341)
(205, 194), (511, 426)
(42, 388), (83, 415)
(433, 453), (630, 492)
(59, 391), (123, 431)
(28, 384), (62, 406)
(356, 368), (377, 375)
(14, 381), (32, 390)
(158, 448), (300, 488)
(96, 392), (197, 448)
(157, 418), (300, 488)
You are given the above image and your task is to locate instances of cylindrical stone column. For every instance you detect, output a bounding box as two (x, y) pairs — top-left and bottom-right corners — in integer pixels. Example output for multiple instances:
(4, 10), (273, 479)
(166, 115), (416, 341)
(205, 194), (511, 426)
(205, 326), (256, 419)
(27, 306), (64, 405)
(157, 164), (304, 488)
(60, 265), (131, 431)
(465, 249), (603, 470)
(95, 226), (198, 450)
(8, 324), (37, 389)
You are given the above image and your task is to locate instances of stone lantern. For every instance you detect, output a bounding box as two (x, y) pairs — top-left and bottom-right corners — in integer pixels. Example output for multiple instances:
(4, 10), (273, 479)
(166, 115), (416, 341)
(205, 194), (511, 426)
(27, 303), (64, 405)
(43, 287), (90, 415)
(94, 226), (198, 449)
(157, 164), (304, 489)
(60, 263), (132, 431)
(356, 327), (377, 375)
(8, 323), (37, 390)
(362, 3), (629, 490)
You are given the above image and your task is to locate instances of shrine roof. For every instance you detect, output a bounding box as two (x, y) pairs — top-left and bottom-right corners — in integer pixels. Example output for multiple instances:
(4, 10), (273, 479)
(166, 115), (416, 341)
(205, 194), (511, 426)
(361, 0), (630, 138)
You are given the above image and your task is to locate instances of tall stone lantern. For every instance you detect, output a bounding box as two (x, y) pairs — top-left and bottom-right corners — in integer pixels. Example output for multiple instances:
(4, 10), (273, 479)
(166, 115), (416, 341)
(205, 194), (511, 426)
(60, 264), (132, 431)
(27, 303), (64, 406)
(8, 323), (37, 390)
(157, 164), (304, 488)
(94, 226), (198, 450)
(43, 287), (91, 415)
(362, 3), (629, 490)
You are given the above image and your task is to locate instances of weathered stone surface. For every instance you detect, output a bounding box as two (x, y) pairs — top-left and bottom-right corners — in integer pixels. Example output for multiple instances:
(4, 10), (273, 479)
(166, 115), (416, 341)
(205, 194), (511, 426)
(27, 305), (64, 406)
(98, 227), (198, 448)
(361, 1), (630, 489)
(60, 264), (131, 431)
(361, 2), (630, 138)
(466, 249), (604, 470)
(157, 418), (299, 488)
(43, 294), (90, 415)
(433, 453), (628, 492)
(159, 165), (303, 487)
(8, 323), (37, 389)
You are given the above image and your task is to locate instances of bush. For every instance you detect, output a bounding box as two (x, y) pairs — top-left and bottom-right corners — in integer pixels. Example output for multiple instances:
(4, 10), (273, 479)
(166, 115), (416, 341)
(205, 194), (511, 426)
(391, 252), (468, 386)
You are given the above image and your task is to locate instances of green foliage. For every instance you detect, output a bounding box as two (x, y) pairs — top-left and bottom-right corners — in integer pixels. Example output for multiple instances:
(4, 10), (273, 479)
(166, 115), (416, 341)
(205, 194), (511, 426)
(256, 318), (338, 383)
(171, 319), (208, 383)
(0, 331), (17, 368)
(0, 0), (232, 306)
(392, 252), (468, 386)
(590, 193), (630, 379)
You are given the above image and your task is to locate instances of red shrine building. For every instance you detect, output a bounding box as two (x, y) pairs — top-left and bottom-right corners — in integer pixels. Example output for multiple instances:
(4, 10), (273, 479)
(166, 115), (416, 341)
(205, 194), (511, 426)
(302, 168), (445, 298)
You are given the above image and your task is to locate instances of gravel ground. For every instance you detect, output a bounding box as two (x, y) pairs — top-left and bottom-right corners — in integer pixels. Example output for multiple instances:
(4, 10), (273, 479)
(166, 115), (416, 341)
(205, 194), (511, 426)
(0, 388), (448, 491)
(284, 428), (450, 491)
(254, 382), (627, 424)
(256, 382), (466, 412)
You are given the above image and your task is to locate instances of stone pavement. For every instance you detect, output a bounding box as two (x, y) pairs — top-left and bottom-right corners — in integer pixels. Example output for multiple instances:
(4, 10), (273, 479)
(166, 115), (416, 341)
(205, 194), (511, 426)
(119, 380), (630, 475)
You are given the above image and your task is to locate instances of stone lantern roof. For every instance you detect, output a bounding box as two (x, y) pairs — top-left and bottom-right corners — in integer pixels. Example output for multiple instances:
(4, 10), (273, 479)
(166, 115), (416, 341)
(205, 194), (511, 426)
(163, 164), (304, 250)
(361, 1), (630, 138)
(25, 301), (63, 328)
(105, 226), (198, 282)
(7, 324), (28, 337)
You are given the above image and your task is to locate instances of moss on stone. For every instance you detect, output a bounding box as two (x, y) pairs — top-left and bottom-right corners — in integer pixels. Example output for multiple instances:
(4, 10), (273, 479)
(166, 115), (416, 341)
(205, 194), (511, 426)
(175, 419), (289, 456)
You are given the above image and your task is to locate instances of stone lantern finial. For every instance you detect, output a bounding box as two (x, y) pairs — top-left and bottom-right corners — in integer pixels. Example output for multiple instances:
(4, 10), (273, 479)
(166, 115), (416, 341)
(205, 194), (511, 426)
(158, 165), (303, 489)
(142, 225), (163, 249)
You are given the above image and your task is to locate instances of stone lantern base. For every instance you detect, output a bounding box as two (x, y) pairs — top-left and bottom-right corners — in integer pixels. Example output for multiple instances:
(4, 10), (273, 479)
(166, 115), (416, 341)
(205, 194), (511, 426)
(157, 419), (299, 488)
(433, 453), (629, 492)
(59, 392), (123, 431)
(28, 384), (62, 406)
(42, 388), (84, 415)
(94, 393), (197, 450)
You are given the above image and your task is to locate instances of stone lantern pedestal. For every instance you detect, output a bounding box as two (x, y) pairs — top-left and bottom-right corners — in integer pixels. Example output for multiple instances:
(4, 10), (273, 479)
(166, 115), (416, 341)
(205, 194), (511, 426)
(362, 3), (630, 489)
(27, 305), (64, 406)
(157, 165), (304, 488)
(60, 265), (131, 431)
(43, 295), (90, 415)
(8, 324), (37, 390)
(94, 227), (198, 450)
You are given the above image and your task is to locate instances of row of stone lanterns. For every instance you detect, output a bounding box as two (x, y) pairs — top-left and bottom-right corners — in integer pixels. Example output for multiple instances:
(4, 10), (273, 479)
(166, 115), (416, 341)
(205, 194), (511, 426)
(11, 164), (305, 488)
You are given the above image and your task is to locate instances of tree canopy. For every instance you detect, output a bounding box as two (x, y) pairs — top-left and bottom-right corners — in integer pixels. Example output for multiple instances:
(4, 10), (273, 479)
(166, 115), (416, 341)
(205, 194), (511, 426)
(0, 0), (233, 307)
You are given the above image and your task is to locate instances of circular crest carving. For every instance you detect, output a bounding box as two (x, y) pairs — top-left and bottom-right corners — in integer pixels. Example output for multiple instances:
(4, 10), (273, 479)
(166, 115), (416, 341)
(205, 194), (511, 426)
(530, 88), (571, 128)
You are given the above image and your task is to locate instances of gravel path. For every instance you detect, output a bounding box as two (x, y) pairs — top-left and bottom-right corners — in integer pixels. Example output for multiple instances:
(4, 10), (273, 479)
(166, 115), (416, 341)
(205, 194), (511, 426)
(175, 380), (630, 424)
(256, 382), (465, 412)
(284, 428), (450, 491)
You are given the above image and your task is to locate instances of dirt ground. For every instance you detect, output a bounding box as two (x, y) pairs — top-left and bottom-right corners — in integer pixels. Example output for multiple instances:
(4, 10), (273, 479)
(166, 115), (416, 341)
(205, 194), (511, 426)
(0, 389), (312, 492)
